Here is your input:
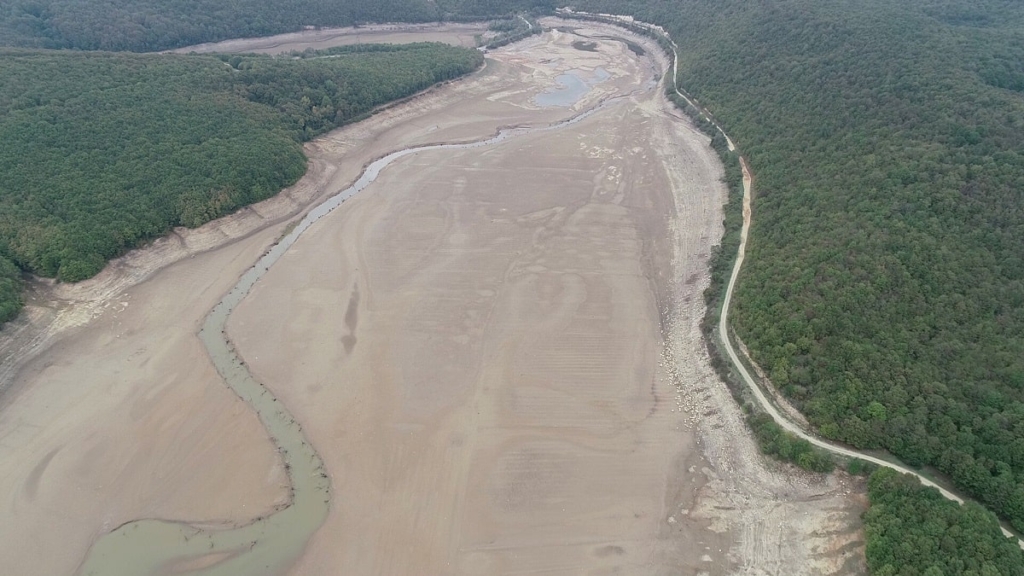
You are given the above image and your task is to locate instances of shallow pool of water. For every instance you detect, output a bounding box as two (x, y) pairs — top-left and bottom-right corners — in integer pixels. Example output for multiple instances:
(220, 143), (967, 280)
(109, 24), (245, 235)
(533, 72), (591, 107)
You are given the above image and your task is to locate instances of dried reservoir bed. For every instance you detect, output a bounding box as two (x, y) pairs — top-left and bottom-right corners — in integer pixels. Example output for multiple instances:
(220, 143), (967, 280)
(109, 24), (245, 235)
(0, 22), (864, 576)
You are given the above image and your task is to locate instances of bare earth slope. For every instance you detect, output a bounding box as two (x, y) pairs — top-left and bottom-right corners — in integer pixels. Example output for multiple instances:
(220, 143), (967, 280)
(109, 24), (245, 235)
(0, 23), (864, 576)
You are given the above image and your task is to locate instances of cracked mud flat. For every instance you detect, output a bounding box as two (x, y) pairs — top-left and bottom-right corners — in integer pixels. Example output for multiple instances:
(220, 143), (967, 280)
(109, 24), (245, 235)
(0, 22), (864, 576)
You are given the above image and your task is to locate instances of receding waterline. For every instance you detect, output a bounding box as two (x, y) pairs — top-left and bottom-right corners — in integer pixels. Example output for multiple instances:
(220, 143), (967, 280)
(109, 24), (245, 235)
(532, 68), (612, 108)
(74, 99), (621, 576)
(534, 72), (589, 107)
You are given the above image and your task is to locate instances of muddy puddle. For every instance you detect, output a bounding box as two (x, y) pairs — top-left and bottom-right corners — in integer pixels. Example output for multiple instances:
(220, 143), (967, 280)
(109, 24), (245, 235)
(533, 68), (609, 107)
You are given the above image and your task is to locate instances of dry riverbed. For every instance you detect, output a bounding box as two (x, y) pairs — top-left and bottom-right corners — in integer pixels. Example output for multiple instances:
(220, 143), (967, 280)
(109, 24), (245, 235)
(0, 21), (865, 576)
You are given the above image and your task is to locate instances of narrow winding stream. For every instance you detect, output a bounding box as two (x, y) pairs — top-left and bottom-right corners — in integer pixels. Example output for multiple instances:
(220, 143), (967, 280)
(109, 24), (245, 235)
(75, 98), (621, 576)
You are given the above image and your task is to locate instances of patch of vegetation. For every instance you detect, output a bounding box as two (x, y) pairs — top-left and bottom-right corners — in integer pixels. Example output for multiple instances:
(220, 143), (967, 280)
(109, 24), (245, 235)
(0, 258), (22, 324)
(572, 0), (1024, 535)
(847, 458), (880, 477)
(571, 40), (597, 52)
(0, 0), (557, 51)
(0, 43), (482, 300)
(435, 0), (554, 22)
(488, 18), (521, 33)
(748, 412), (835, 473)
(865, 467), (1024, 575)
(483, 15), (541, 49)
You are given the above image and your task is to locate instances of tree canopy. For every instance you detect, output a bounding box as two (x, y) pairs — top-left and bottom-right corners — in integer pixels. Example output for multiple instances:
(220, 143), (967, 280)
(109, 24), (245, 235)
(865, 468), (1024, 576)
(0, 43), (482, 319)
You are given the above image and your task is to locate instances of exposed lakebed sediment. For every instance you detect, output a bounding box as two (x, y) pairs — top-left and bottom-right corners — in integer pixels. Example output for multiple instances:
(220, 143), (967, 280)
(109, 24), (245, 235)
(0, 22), (864, 576)
(77, 100), (625, 576)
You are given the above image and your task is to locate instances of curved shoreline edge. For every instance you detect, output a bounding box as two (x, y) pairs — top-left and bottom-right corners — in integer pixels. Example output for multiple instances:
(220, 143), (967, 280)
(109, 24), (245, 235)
(74, 83), (634, 573)
(558, 7), (1024, 549)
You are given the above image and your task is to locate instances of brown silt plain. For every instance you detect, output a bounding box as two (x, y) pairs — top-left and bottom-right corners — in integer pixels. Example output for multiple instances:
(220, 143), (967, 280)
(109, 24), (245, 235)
(0, 21), (865, 576)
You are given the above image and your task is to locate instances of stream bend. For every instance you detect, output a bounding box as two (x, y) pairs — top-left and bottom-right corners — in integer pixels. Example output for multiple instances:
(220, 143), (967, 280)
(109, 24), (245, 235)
(75, 97), (621, 576)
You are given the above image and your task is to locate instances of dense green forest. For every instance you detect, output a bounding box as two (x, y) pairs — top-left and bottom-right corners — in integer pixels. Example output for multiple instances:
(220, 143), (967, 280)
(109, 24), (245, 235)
(865, 468), (1024, 575)
(0, 0), (555, 51)
(0, 43), (482, 320)
(483, 15), (541, 49)
(574, 0), (1024, 533)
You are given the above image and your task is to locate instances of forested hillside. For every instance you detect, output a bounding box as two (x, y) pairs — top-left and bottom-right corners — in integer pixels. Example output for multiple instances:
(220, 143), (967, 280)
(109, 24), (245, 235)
(0, 43), (482, 320)
(865, 468), (1024, 575)
(573, 0), (1024, 534)
(0, 0), (555, 51)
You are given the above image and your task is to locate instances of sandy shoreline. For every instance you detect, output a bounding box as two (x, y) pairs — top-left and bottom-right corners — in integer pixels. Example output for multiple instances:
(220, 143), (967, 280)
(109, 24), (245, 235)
(167, 22), (491, 54)
(0, 21), (865, 576)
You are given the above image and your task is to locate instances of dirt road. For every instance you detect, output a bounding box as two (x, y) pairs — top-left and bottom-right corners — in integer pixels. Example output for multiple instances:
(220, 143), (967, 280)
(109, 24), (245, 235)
(0, 22), (865, 576)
